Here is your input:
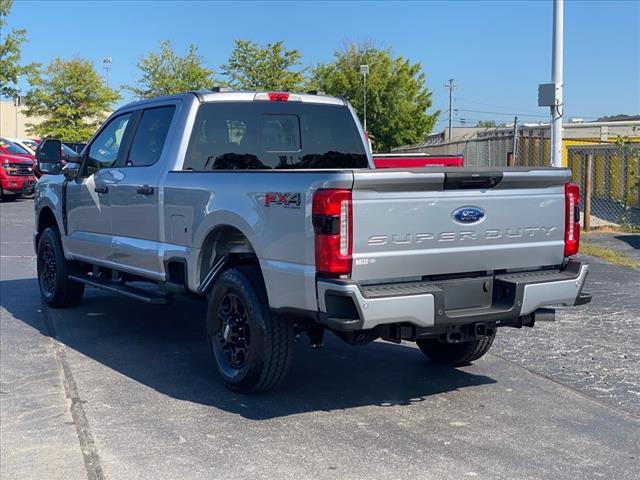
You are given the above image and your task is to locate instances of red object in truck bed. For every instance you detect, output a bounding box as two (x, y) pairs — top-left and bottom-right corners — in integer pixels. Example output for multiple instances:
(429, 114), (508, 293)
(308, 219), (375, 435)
(372, 153), (464, 168)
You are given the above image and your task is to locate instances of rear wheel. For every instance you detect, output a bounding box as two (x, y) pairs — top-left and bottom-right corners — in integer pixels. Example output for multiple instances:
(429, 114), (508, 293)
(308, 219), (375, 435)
(37, 227), (85, 308)
(0, 190), (17, 202)
(206, 267), (294, 393)
(416, 331), (496, 366)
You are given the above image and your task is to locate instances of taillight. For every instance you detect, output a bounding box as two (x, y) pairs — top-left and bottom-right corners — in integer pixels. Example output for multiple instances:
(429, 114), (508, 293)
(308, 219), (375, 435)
(564, 183), (580, 257)
(268, 92), (289, 102)
(312, 189), (352, 276)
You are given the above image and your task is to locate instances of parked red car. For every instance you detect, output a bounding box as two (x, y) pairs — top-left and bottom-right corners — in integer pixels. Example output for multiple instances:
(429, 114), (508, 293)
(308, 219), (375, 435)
(0, 152), (36, 200)
(372, 153), (464, 168)
(0, 137), (38, 177)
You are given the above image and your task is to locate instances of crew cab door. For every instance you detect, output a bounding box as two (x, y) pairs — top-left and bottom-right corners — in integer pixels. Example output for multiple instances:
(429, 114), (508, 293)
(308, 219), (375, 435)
(66, 113), (133, 263)
(109, 104), (176, 277)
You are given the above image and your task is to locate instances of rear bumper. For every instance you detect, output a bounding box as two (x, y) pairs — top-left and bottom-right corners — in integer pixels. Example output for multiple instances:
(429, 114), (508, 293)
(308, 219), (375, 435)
(317, 260), (590, 331)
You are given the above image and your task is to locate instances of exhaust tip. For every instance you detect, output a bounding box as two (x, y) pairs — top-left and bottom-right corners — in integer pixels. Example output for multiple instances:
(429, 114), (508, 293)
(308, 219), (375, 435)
(533, 307), (556, 322)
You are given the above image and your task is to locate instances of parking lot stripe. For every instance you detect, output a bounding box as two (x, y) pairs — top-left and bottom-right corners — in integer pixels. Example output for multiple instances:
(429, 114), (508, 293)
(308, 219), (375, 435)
(42, 303), (105, 480)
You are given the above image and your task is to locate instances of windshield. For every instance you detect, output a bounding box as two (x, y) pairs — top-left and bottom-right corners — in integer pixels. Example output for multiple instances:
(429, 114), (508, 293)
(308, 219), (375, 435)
(184, 102), (368, 170)
(0, 138), (30, 155)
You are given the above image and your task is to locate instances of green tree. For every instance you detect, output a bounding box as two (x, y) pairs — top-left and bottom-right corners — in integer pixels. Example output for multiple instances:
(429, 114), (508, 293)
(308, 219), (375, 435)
(125, 40), (216, 98)
(221, 40), (305, 91)
(0, 0), (37, 97)
(24, 58), (120, 141)
(311, 42), (439, 152)
(476, 120), (497, 128)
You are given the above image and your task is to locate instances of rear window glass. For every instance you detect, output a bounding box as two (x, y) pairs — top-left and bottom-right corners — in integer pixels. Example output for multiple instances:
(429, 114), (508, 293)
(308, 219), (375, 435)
(183, 102), (368, 170)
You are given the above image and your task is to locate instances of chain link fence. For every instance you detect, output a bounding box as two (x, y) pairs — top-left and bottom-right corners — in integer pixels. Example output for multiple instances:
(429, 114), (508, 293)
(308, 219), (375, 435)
(397, 137), (513, 167)
(515, 136), (550, 168)
(565, 143), (640, 229)
(514, 139), (640, 228)
(394, 135), (640, 228)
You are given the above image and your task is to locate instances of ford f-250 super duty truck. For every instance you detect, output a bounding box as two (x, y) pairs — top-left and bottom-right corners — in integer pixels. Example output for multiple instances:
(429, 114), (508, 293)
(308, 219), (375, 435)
(34, 90), (591, 392)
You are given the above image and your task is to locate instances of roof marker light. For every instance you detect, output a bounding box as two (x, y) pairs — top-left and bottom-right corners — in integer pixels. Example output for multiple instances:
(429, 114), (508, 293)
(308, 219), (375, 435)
(268, 92), (289, 102)
(254, 92), (302, 102)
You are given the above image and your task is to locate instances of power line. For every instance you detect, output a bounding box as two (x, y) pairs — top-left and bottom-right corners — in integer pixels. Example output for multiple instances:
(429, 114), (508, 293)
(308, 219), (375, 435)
(454, 96), (543, 115)
(454, 97), (601, 120)
(454, 108), (548, 118)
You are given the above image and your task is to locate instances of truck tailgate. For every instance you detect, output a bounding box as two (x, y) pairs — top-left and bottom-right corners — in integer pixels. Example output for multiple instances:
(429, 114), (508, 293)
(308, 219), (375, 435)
(350, 168), (570, 282)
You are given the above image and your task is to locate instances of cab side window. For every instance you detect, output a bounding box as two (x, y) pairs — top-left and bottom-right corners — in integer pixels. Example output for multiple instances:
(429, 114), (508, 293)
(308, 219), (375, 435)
(127, 106), (175, 167)
(87, 113), (132, 174)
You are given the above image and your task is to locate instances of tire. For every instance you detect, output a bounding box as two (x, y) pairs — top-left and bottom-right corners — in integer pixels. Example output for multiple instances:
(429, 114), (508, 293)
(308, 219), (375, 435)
(37, 227), (85, 308)
(0, 192), (17, 202)
(416, 330), (496, 366)
(206, 267), (294, 393)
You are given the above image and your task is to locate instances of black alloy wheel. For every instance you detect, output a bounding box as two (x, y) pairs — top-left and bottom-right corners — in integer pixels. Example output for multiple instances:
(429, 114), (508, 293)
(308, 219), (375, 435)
(214, 292), (252, 370)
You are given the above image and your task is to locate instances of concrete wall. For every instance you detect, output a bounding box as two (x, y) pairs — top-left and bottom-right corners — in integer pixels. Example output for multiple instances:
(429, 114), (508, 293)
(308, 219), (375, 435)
(0, 100), (44, 138)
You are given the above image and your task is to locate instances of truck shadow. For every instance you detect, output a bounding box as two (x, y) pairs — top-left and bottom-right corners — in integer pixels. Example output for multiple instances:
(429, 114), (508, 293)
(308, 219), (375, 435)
(613, 234), (640, 250)
(1, 278), (496, 420)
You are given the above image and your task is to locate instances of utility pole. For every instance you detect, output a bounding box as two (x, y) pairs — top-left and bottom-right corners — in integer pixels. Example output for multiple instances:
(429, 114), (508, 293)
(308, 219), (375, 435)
(103, 57), (112, 88)
(550, 0), (563, 167)
(511, 116), (518, 165)
(13, 93), (22, 137)
(445, 79), (455, 141)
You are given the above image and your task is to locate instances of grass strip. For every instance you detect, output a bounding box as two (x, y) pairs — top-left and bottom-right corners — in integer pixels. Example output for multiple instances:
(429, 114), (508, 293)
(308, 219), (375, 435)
(580, 243), (639, 269)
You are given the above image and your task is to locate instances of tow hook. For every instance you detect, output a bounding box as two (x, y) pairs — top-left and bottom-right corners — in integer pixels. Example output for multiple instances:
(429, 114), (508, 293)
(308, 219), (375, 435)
(307, 324), (325, 349)
(475, 322), (487, 336)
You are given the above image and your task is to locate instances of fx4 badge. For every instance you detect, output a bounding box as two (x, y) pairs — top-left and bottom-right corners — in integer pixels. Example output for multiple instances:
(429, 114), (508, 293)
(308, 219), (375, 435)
(265, 192), (302, 209)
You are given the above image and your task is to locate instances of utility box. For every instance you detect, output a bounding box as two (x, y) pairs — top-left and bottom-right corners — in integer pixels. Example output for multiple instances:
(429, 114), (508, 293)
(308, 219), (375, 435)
(538, 83), (559, 107)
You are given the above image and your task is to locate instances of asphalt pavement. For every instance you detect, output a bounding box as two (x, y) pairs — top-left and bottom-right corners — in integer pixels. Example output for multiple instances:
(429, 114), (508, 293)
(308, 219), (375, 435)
(1, 198), (639, 480)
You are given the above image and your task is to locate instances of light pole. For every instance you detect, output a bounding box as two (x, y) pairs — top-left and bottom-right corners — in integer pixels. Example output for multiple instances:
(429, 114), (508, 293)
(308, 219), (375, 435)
(550, 0), (564, 167)
(360, 64), (369, 131)
(103, 57), (112, 87)
(14, 94), (20, 137)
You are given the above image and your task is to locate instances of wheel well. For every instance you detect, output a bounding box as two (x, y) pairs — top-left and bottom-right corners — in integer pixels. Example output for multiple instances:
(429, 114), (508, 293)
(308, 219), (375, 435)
(36, 207), (58, 245)
(199, 226), (259, 286)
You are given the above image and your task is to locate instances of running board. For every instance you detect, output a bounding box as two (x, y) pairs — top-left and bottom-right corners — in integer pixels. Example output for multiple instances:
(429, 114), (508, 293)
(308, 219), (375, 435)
(68, 274), (170, 304)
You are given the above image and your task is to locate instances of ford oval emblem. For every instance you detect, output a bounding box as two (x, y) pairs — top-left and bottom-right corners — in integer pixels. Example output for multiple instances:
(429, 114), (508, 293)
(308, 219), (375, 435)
(453, 206), (485, 224)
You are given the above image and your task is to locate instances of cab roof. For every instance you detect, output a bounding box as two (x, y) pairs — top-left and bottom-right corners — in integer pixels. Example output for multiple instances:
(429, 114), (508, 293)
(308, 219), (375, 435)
(121, 90), (348, 111)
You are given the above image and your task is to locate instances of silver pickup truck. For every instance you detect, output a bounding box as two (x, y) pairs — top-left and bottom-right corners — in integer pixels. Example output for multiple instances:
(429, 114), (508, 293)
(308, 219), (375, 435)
(34, 90), (591, 392)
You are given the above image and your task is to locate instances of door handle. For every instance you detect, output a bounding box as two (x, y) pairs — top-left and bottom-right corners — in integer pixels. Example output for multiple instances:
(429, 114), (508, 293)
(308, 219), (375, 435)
(94, 185), (109, 194)
(136, 185), (154, 195)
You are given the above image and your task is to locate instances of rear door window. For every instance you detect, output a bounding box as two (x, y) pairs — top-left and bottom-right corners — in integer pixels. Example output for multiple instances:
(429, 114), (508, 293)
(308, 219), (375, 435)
(183, 102), (367, 170)
(127, 106), (175, 167)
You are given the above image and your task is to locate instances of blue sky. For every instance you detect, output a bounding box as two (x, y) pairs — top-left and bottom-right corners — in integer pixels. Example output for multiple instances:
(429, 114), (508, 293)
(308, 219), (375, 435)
(8, 0), (640, 128)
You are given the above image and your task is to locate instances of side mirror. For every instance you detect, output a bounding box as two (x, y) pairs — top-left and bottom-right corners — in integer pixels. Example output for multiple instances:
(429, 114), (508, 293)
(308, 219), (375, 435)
(36, 139), (63, 175)
(62, 162), (81, 181)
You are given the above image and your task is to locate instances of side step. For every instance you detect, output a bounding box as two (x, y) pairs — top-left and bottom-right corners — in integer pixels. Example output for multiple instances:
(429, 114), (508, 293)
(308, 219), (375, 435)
(69, 274), (170, 304)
